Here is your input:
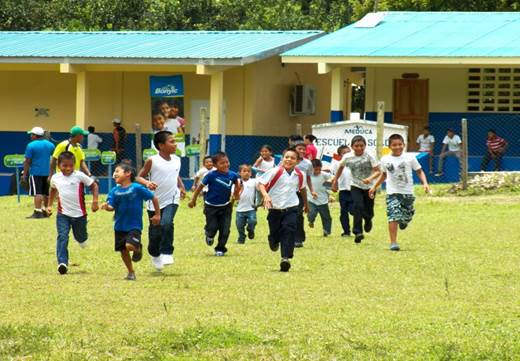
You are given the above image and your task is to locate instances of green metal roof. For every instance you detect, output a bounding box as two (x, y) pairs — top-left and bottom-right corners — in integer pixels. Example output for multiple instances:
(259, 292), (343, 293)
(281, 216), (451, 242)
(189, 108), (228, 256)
(283, 12), (520, 58)
(0, 31), (323, 65)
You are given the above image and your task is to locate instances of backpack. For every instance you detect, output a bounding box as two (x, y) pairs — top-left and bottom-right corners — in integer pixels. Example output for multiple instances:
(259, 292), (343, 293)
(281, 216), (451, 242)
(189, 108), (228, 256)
(255, 166), (304, 208)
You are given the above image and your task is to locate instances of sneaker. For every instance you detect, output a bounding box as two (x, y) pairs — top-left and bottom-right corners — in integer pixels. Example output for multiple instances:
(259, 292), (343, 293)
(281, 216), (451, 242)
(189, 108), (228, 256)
(354, 234), (364, 244)
(132, 244), (143, 262)
(160, 254), (174, 265)
(294, 242), (304, 248)
(323, 232), (330, 237)
(399, 222), (408, 230)
(205, 234), (214, 246)
(125, 272), (136, 281)
(341, 232), (351, 237)
(280, 258), (291, 272)
(364, 219), (373, 233)
(237, 238), (245, 244)
(434, 172), (443, 177)
(215, 251), (225, 257)
(151, 256), (163, 271)
(78, 240), (88, 249)
(268, 236), (279, 252)
(390, 243), (401, 251)
(247, 229), (255, 240)
(308, 222), (314, 228)
(57, 263), (68, 275)
(26, 211), (44, 219)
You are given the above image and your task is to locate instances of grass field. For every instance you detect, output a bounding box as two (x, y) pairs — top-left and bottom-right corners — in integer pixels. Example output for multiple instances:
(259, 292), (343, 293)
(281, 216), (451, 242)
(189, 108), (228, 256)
(1, 188), (520, 360)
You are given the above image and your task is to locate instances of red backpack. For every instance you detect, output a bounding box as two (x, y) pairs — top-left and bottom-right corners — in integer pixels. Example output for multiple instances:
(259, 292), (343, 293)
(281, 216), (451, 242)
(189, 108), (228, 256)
(265, 166), (304, 192)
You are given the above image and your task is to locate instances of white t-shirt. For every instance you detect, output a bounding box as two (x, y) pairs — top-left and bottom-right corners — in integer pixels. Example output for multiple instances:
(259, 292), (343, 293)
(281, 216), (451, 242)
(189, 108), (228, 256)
(255, 158), (275, 175)
(340, 153), (379, 190)
(196, 167), (215, 193)
(417, 134), (435, 152)
(164, 117), (183, 133)
(87, 133), (103, 149)
(146, 154), (181, 210)
(50, 171), (94, 218)
(331, 157), (352, 191)
(308, 172), (331, 206)
(380, 153), (421, 195)
(259, 167), (306, 210)
(237, 178), (257, 212)
(296, 158), (313, 178)
(443, 135), (462, 152)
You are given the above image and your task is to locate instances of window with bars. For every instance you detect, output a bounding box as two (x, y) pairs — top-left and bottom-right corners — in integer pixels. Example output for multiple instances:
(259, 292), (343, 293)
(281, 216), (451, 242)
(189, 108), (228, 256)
(467, 68), (520, 112)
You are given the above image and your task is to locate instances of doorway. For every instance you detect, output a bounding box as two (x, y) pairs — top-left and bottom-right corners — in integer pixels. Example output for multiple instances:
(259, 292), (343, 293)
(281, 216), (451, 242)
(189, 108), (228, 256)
(393, 79), (429, 150)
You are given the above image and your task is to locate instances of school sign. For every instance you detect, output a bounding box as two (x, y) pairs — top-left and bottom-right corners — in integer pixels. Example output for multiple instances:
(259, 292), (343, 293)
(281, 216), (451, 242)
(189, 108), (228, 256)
(312, 120), (408, 159)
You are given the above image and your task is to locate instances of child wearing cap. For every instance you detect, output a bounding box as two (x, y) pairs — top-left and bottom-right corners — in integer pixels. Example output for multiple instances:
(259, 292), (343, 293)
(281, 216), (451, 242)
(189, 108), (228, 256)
(49, 126), (91, 178)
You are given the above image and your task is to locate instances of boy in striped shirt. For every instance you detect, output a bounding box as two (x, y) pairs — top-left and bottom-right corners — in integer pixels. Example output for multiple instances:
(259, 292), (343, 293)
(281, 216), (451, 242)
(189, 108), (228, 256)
(481, 129), (508, 171)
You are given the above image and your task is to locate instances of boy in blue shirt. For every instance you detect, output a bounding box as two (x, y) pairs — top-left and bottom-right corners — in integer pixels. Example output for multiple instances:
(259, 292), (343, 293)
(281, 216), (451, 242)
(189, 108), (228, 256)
(188, 152), (240, 256)
(22, 126), (55, 218)
(102, 163), (160, 280)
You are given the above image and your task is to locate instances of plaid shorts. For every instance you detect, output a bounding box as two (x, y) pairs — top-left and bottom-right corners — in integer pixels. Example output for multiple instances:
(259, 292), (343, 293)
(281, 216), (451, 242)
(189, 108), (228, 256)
(386, 194), (415, 225)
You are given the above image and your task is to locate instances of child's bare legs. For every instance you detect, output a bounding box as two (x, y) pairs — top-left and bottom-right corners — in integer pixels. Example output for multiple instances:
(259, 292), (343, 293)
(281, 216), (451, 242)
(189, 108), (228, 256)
(121, 245), (135, 278)
(389, 221), (398, 245)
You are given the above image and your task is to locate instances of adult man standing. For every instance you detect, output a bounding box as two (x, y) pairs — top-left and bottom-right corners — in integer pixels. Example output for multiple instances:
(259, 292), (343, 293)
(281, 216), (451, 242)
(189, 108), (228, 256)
(435, 129), (462, 177)
(23, 127), (55, 218)
(49, 126), (92, 177)
(481, 129), (508, 171)
(111, 118), (126, 163)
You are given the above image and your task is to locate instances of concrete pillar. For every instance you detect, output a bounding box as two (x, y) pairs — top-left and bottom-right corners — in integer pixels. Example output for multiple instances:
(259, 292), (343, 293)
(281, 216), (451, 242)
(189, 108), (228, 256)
(209, 71), (224, 154)
(330, 67), (345, 122)
(75, 71), (89, 128)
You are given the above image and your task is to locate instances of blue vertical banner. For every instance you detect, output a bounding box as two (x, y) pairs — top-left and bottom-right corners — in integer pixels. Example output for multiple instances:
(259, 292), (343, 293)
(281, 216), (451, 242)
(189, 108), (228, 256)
(149, 75), (186, 156)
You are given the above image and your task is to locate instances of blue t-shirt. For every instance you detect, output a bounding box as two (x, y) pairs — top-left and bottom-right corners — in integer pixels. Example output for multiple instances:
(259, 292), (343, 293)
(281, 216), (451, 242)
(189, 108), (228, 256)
(24, 139), (55, 176)
(202, 170), (239, 206)
(106, 183), (154, 232)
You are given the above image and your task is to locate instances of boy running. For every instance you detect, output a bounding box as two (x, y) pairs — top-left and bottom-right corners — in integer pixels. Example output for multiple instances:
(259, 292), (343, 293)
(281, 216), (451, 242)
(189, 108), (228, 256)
(47, 151), (99, 275)
(258, 148), (308, 272)
(307, 159), (333, 237)
(369, 134), (430, 251)
(102, 163), (161, 280)
(188, 152), (240, 256)
(235, 164), (257, 244)
(137, 131), (185, 271)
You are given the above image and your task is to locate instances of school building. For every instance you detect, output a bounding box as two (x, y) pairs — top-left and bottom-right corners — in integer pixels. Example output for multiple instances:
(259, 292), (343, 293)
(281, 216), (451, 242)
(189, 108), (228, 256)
(2, 12), (520, 192)
(0, 30), (333, 193)
(283, 11), (520, 181)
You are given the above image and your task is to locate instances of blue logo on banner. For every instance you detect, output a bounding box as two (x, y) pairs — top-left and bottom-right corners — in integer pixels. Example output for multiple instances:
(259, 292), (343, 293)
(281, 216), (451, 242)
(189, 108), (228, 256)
(150, 75), (184, 97)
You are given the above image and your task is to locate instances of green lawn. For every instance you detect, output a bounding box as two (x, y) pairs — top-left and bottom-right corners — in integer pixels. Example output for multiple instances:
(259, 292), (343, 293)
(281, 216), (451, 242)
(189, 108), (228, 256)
(1, 189), (520, 360)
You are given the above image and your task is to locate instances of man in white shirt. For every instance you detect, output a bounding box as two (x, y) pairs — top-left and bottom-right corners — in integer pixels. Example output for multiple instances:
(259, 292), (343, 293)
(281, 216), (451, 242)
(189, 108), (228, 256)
(435, 129), (462, 177)
(416, 126), (435, 174)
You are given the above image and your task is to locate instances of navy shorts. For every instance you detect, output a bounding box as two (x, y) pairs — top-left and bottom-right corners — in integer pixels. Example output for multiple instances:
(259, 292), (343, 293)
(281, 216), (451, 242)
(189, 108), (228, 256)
(114, 230), (141, 252)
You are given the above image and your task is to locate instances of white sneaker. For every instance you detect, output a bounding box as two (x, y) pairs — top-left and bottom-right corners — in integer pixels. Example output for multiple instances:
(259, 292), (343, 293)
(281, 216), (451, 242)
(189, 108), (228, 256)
(151, 256), (164, 271)
(161, 254), (174, 266)
(79, 240), (88, 249)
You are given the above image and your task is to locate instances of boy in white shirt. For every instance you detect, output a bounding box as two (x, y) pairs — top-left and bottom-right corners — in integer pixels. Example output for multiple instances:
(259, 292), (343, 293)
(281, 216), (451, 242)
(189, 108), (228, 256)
(47, 151), (99, 275)
(307, 159), (332, 236)
(416, 126), (435, 174)
(258, 148), (308, 272)
(191, 156), (215, 201)
(235, 164), (257, 244)
(137, 131), (185, 271)
(436, 129), (462, 176)
(331, 145), (353, 237)
(369, 134), (430, 251)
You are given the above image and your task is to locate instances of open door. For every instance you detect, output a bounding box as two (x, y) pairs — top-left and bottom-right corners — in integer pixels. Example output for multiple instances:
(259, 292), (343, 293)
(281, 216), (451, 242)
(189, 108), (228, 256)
(393, 79), (429, 150)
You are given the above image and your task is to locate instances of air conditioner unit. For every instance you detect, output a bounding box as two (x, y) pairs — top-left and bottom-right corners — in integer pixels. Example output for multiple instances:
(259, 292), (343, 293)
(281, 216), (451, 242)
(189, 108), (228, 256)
(290, 85), (316, 116)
